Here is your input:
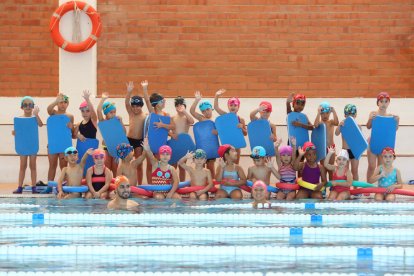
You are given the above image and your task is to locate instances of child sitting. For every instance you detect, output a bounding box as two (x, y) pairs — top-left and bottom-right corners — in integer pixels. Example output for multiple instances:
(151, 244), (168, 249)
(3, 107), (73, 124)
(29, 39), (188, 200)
(85, 149), (113, 199)
(57, 147), (93, 199)
(215, 144), (247, 200)
(116, 143), (146, 186)
(177, 149), (214, 200)
(274, 138), (297, 200)
(369, 147), (403, 202)
(324, 147), (353, 200)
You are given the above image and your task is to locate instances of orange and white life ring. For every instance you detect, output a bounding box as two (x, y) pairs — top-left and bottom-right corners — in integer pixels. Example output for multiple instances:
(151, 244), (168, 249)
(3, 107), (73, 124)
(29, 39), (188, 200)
(49, 1), (102, 53)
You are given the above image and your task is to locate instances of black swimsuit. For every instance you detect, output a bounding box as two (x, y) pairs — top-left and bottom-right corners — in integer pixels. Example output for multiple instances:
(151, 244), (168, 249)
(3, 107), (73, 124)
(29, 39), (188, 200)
(79, 119), (97, 139)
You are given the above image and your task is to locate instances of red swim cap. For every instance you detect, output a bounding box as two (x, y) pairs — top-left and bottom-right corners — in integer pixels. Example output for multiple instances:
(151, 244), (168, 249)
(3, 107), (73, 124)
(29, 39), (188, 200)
(377, 92), (390, 103)
(218, 144), (232, 158)
(293, 94), (306, 105)
(259, 101), (272, 112)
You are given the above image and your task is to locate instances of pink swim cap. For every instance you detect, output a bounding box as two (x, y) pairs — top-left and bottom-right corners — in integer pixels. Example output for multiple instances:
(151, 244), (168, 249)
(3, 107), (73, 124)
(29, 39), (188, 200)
(79, 101), (88, 109)
(227, 97), (240, 107)
(252, 180), (267, 191)
(279, 145), (293, 156)
(159, 145), (172, 155)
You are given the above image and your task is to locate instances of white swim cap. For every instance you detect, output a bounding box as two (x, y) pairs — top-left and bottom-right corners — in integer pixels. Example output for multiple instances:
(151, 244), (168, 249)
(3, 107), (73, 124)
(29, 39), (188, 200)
(337, 149), (349, 160)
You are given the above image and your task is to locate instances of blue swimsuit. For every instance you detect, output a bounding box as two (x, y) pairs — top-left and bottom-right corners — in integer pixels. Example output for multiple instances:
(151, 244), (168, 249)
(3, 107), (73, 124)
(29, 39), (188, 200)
(378, 165), (397, 188)
(221, 170), (240, 194)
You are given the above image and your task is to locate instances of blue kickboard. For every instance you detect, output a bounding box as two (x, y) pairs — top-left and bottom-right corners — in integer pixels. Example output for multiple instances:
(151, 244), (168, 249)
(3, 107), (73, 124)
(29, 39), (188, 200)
(167, 133), (196, 165)
(76, 138), (99, 176)
(146, 113), (171, 154)
(311, 124), (327, 162)
(193, 120), (220, 159)
(287, 112), (309, 148)
(370, 116), (397, 155)
(14, 117), (39, 156)
(47, 115), (72, 154)
(215, 113), (246, 149)
(341, 117), (367, 160)
(247, 119), (275, 156)
(98, 118), (129, 158)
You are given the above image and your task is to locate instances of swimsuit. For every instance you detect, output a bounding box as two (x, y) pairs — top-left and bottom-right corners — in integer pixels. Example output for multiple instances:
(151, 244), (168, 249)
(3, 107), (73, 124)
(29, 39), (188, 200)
(127, 137), (143, 149)
(151, 162), (173, 185)
(330, 168), (349, 193)
(79, 119), (97, 139)
(301, 163), (321, 194)
(279, 164), (297, 194)
(220, 170), (240, 194)
(346, 149), (355, 160)
(91, 166), (106, 192)
(378, 165), (397, 188)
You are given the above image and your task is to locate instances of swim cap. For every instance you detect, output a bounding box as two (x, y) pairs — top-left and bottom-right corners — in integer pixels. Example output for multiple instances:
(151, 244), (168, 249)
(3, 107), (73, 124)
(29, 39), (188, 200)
(252, 180), (267, 191)
(251, 146), (266, 158)
(92, 149), (106, 159)
(79, 101), (88, 109)
(21, 96), (34, 106)
(130, 96), (144, 107)
(114, 175), (129, 189)
(337, 149), (349, 161)
(344, 104), (357, 116)
(279, 145), (293, 156)
(320, 101), (331, 113)
(381, 147), (395, 157)
(159, 145), (172, 155)
(303, 141), (316, 152)
(259, 101), (272, 112)
(228, 97), (240, 107)
(116, 143), (133, 160)
(293, 94), (306, 105)
(58, 94), (69, 103)
(218, 144), (232, 158)
(102, 102), (116, 115)
(174, 96), (186, 108)
(377, 92), (390, 103)
(150, 93), (164, 107)
(64, 146), (78, 156)
(194, 149), (207, 159)
(199, 100), (213, 112)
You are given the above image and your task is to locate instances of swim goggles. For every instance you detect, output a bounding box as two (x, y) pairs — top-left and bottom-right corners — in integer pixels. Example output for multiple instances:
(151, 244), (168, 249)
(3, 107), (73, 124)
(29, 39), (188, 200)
(93, 154), (105, 159)
(66, 150), (78, 155)
(21, 103), (34, 108)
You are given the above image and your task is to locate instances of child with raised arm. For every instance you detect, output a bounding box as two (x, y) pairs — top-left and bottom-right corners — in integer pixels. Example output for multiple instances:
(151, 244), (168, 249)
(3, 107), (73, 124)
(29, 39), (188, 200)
(116, 143), (146, 187)
(294, 142), (327, 199)
(57, 147), (93, 199)
(178, 149), (214, 200)
(286, 93), (314, 130)
(125, 81), (146, 184)
(85, 149), (113, 199)
(190, 90), (218, 177)
(13, 96), (44, 194)
(215, 144), (247, 200)
(274, 138), (297, 200)
(250, 101), (277, 142)
(171, 96), (195, 181)
(366, 92), (400, 181)
(142, 138), (181, 200)
(368, 147), (403, 202)
(324, 147), (353, 200)
(74, 90), (98, 142)
(247, 146), (280, 198)
(47, 94), (74, 181)
(214, 89), (247, 164)
(97, 92), (126, 176)
(335, 104), (361, 180)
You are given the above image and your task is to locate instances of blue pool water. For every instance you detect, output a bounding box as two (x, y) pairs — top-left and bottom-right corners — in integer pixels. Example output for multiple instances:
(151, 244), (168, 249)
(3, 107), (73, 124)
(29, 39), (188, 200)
(1, 197), (414, 274)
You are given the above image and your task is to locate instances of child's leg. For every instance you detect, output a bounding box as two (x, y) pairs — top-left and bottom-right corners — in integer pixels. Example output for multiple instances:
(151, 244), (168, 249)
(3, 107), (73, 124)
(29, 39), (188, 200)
(85, 191), (93, 199)
(230, 189), (243, 200)
(328, 190), (338, 200)
(296, 189), (310, 199)
(366, 149), (377, 181)
(350, 159), (359, 181)
(47, 153), (58, 181)
(206, 159), (215, 179)
(153, 192), (165, 200)
(385, 194), (396, 202)
(276, 191), (286, 200)
(179, 166), (186, 182)
(172, 192), (181, 199)
(198, 193), (208, 201)
(215, 189), (228, 199)
(18, 156), (28, 187)
(145, 156), (152, 184)
(311, 191), (323, 199)
(29, 155), (37, 186)
(337, 191), (350, 200)
(235, 148), (241, 164)
(134, 147), (144, 185)
(286, 191), (296, 201)
(105, 155), (117, 177)
(374, 193), (385, 201)
(189, 192), (197, 199)
(100, 191), (109, 199)
(64, 192), (82, 199)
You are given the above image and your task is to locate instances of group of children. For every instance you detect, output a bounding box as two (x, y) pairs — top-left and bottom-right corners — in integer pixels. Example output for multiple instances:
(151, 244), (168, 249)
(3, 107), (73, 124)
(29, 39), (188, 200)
(14, 82), (403, 202)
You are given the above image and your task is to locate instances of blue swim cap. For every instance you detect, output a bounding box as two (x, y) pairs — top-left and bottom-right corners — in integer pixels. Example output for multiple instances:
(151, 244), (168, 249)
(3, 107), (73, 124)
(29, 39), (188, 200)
(116, 143), (133, 160)
(199, 100), (213, 112)
(194, 149), (207, 159)
(251, 146), (266, 158)
(103, 102), (116, 115)
(320, 101), (331, 113)
(21, 96), (34, 106)
(64, 146), (78, 156)
(344, 104), (357, 116)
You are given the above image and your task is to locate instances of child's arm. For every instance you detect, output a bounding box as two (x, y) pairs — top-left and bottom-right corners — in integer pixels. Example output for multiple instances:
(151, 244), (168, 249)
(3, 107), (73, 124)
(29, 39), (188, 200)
(85, 167), (96, 195)
(274, 139), (282, 168)
(197, 170), (214, 195)
(154, 115), (176, 131)
(292, 114), (314, 130)
(83, 90), (97, 127)
(324, 147), (336, 171)
(368, 166), (382, 184)
(141, 80), (154, 114)
(177, 151), (194, 172)
(57, 168), (67, 199)
(33, 106), (43, 127)
(190, 91), (205, 121)
(232, 165), (247, 186)
(102, 168), (113, 192)
(142, 137), (158, 168)
(131, 151), (146, 168)
(314, 106), (322, 128)
(286, 93), (294, 114)
(270, 123), (277, 142)
(331, 107), (339, 126)
(335, 120), (344, 136)
(116, 116), (127, 133)
(47, 94), (62, 115)
(386, 168), (403, 192)
(80, 148), (93, 168)
(249, 105), (266, 121)
(293, 147), (305, 171)
(366, 111), (376, 130)
(247, 166), (254, 181)
(97, 93), (109, 122)
(239, 117), (248, 136)
(165, 166), (179, 199)
(116, 162), (123, 178)
(291, 136), (297, 165)
(315, 164), (327, 191)
(125, 81), (134, 115)
(215, 159), (225, 181)
(213, 89), (227, 115)
(266, 157), (281, 180)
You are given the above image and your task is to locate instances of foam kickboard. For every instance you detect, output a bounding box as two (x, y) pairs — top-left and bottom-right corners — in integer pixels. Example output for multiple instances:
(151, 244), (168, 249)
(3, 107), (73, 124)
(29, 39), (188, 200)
(167, 133), (196, 165)
(145, 113), (171, 154)
(14, 117), (39, 156)
(47, 115), (72, 154)
(76, 138), (100, 176)
(341, 117), (367, 160)
(193, 120), (220, 159)
(247, 119), (275, 156)
(287, 112), (309, 147)
(98, 117), (129, 158)
(370, 116), (397, 155)
(311, 124), (327, 162)
(215, 113), (246, 149)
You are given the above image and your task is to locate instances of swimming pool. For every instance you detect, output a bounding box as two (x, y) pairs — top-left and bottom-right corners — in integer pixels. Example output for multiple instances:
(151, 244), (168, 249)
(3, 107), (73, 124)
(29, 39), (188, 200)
(1, 197), (414, 274)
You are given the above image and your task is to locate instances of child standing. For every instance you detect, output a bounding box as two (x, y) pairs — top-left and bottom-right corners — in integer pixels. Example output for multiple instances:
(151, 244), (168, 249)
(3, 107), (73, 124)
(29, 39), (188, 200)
(368, 147), (403, 202)
(214, 89), (247, 164)
(294, 142), (327, 199)
(335, 104), (361, 180)
(125, 81), (146, 184)
(215, 144), (247, 200)
(47, 94), (74, 181)
(249, 101), (277, 142)
(74, 90), (97, 141)
(178, 149), (214, 200)
(366, 92), (400, 181)
(324, 147), (353, 200)
(274, 138), (297, 200)
(286, 93), (314, 130)
(85, 149), (113, 199)
(13, 96), (44, 194)
(116, 143), (146, 186)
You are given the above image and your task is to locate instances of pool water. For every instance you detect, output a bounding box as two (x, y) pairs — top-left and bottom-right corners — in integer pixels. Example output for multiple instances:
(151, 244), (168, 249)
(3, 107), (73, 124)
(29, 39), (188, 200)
(1, 197), (414, 274)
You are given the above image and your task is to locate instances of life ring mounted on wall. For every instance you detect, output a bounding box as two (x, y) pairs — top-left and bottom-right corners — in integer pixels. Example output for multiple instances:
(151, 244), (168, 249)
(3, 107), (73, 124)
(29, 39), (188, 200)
(49, 1), (102, 53)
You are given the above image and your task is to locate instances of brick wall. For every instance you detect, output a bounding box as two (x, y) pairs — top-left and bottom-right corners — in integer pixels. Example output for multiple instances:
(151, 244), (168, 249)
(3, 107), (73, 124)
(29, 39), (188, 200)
(1, 1), (413, 98)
